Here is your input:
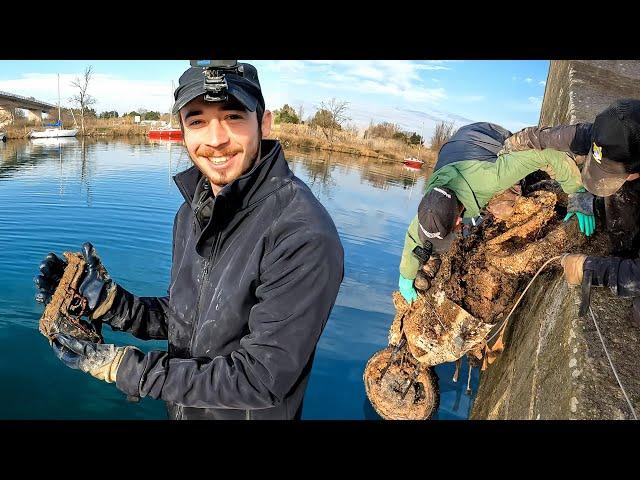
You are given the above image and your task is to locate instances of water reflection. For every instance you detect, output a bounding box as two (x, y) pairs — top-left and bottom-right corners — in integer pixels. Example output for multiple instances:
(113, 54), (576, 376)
(286, 147), (433, 194)
(0, 138), (475, 420)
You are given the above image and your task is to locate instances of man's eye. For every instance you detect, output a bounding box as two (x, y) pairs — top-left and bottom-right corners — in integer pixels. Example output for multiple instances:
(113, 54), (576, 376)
(226, 114), (243, 120)
(189, 119), (203, 126)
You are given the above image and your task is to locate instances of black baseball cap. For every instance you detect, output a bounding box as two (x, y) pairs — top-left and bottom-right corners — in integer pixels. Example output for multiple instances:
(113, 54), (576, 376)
(582, 99), (640, 196)
(172, 62), (265, 115)
(417, 187), (460, 253)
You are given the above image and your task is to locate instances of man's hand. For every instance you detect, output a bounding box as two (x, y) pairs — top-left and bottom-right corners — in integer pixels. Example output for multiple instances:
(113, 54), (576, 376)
(398, 274), (418, 304)
(561, 253), (587, 286)
(563, 189), (596, 236)
(34, 242), (117, 319)
(51, 333), (136, 383)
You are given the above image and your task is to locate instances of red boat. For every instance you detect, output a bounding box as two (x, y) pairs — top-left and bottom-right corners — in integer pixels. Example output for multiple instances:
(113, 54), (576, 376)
(403, 156), (424, 169)
(148, 128), (183, 140)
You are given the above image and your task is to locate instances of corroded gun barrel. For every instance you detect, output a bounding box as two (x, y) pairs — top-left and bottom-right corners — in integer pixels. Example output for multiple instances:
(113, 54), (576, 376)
(39, 252), (102, 343)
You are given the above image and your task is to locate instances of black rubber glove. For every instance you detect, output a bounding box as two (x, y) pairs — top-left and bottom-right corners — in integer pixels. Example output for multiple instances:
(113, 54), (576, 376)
(78, 242), (113, 312)
(34, 252), (67, 305)
(35, 242), (116, 318)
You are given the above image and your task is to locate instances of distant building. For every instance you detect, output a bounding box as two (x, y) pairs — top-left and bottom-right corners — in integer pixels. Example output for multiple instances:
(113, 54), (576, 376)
(140, 120), (169, 127)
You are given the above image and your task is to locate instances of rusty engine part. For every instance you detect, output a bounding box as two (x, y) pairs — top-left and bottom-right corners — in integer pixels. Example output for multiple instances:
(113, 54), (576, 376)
(364, 345), (439, 420)
(39, 252), (103, 344)
(413, 271), (432, 291)
(421, 254), (442, 279)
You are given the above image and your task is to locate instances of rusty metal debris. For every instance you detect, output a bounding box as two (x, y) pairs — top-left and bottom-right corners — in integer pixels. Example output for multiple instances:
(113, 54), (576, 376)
(365, 189), (590, 419)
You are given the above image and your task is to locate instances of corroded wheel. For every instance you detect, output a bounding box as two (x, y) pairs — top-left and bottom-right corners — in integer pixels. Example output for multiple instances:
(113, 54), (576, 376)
(363, 346), (440, 420)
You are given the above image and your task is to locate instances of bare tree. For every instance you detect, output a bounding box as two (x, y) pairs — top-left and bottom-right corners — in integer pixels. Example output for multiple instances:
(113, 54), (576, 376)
(69, 66), (97, 136)
(318, 98), (350, 144)
(430, 120), (456, 151)
(296, 104), (305, 124)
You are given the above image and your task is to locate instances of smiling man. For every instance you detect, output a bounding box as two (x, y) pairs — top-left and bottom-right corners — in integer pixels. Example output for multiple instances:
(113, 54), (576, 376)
(38, 61), (345, 420)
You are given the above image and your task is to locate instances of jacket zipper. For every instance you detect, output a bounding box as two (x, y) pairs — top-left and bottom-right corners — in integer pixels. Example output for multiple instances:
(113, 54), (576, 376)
(187, 229), (222, 356)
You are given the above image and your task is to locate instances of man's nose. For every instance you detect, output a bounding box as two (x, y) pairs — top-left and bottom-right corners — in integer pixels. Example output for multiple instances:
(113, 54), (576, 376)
(205, 119), (230, 147)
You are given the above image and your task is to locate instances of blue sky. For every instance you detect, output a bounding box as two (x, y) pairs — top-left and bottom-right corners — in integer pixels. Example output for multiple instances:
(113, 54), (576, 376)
(0, 60), (549, 142)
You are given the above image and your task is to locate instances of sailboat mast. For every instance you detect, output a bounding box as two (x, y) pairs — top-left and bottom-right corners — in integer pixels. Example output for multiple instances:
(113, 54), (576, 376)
(418, 122), (424, 160)
(57, 74), (61, 129)
(169, 80), (174, 129)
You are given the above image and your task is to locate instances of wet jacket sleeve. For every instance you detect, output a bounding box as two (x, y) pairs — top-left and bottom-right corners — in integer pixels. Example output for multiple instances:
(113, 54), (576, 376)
(503, 123), (592, 155)
(98, 206), (184, 340)
(101, 285), (169, 340)
(494, 149), (583, 194)
(399, 215), (421, 280)
(114, 226), (345, 409)
(584, 256), (640, 297)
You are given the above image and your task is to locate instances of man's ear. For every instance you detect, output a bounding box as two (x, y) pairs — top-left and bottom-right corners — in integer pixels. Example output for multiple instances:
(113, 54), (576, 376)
(261, 110), (273, 137)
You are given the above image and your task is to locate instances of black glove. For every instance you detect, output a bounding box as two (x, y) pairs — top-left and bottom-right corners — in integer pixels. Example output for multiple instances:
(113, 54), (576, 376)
(51, 333), (134, 384)
(35, 242), (117, 318)
(34, 252), (67, 305)
(78, 242), (114, 312)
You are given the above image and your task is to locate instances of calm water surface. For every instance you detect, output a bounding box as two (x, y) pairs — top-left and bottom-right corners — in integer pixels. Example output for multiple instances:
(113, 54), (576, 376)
(0, 137), (478, 419)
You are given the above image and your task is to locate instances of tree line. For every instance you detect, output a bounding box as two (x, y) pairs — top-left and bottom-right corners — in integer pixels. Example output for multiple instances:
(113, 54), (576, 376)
(273, 100), (457, 149)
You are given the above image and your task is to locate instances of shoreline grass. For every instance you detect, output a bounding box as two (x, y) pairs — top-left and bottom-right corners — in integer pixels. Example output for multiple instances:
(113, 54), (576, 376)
(2, 119), (437, 165)
(267, 123), (436, 163)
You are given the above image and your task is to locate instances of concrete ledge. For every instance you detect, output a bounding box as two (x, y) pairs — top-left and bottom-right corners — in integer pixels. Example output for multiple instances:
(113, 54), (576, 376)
(471, 271), (640, 419)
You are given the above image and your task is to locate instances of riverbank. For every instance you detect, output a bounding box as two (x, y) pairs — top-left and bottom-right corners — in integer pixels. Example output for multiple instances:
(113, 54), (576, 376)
(268, 123), (436, 164)
(3, 121), (151, 139)
(2, 119), (437, 166)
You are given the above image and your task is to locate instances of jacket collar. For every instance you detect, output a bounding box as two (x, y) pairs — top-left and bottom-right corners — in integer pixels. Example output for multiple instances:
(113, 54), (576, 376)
(173, 139), (291, 212)
(173, 140), (292, 255)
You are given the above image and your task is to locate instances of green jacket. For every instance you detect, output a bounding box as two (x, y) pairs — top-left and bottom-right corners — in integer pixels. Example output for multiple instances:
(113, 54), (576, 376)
(399, 149), (583, 279)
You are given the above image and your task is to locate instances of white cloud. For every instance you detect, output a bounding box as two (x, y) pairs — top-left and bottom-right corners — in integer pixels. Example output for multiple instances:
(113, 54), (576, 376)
(299, 60), (448, 105)
(525, 77), (533, 83)
(0, 72), (173, 114)
(457, 95), (485, 102)
(539, 80), (546, 87)
(414, 64), (450, 71)
(346, 64), (384, 81)
(264, 60), (306, 74)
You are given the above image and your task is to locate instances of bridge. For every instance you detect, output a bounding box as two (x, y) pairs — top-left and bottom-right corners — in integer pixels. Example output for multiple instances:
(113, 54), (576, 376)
(0, 90), (58, 126)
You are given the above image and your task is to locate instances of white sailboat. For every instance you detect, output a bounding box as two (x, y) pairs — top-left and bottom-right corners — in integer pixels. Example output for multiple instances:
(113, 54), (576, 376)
(29, 74), (78, 139)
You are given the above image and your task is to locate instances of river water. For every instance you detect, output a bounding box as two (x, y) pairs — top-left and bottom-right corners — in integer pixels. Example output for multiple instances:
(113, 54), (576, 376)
(0, 137), (478, 419)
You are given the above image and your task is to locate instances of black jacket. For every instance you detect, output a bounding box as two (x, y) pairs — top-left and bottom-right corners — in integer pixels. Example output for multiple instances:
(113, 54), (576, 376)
(103, 140), (344, 419)
(434, 122), (512, 170)
(584, 256), (640, 297)
(504, 123), (593, 156)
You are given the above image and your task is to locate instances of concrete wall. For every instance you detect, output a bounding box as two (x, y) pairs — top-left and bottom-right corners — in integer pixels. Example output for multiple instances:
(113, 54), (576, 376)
(471, 61), (640, 420)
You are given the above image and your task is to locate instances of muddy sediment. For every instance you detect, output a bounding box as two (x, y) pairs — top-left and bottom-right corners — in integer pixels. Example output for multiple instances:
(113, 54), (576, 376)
(386, 189), (590, 370)
(435, 191), (589, 324)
